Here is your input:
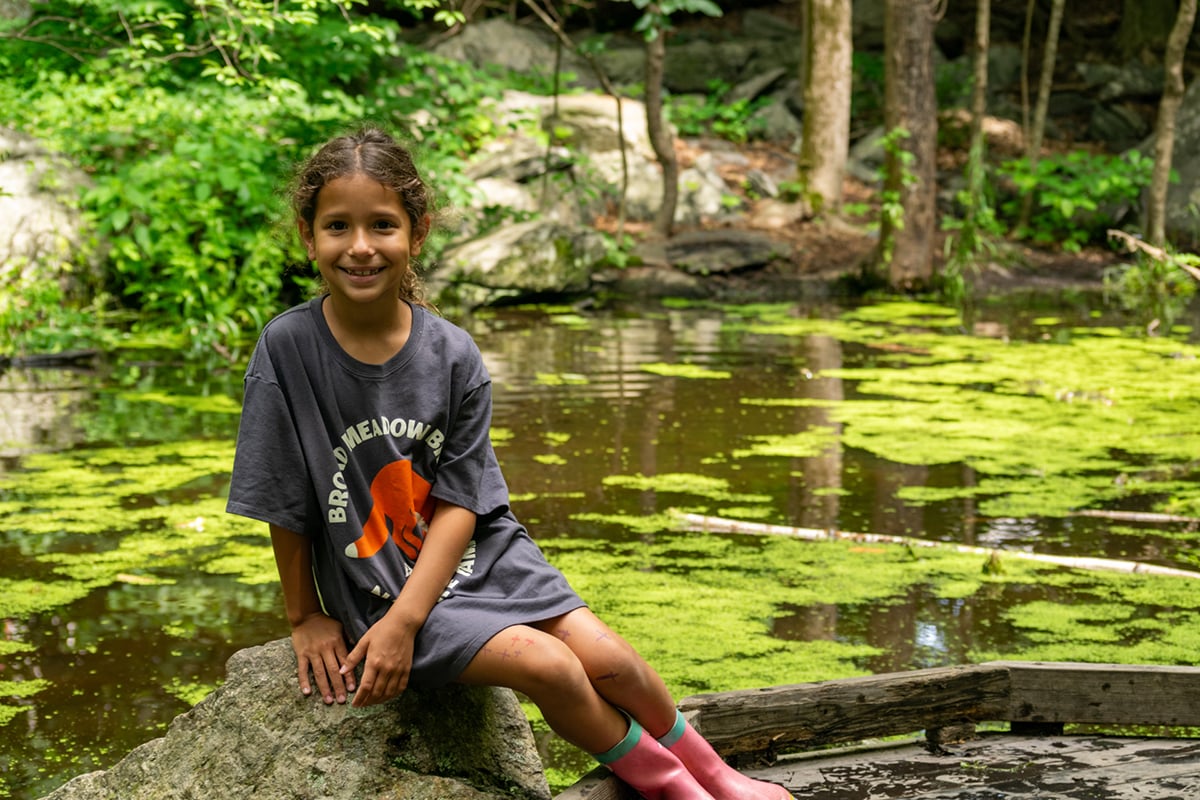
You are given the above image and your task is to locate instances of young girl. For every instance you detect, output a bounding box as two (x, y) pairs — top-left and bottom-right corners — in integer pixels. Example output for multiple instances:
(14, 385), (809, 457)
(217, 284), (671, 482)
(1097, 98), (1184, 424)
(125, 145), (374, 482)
(226, 126), (792, 800)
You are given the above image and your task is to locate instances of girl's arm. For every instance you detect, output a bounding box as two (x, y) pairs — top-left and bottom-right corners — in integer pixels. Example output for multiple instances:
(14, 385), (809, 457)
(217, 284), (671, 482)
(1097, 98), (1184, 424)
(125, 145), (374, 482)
(269, 523), (355, 704)
(340, 501), (476, 707)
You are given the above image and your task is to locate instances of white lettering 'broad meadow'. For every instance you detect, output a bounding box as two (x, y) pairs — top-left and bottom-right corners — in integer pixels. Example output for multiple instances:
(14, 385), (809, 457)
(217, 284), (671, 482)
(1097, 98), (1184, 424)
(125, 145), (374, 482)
(326, 415), (445, 525)
(336, 415), (445, 459)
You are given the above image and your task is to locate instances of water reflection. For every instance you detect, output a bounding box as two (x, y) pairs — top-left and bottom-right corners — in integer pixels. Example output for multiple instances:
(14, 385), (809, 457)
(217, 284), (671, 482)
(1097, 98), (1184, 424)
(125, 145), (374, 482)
(772, 582), (1060, 674)
(3, 299), (1200, 799)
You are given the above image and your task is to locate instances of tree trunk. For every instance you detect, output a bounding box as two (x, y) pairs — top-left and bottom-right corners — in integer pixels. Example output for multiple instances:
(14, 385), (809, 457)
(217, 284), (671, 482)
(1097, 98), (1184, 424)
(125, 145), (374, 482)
(1118, 0), (1178, 61)
(645, 27), (678, 238)
(946, 0), (991, 283)
(798, 0), (853, 215)
(1147, 0), (1197, 248)
(878, 0), (939, 290)
(1018, 0), (1064, 231)
(965, 0), (990, 229)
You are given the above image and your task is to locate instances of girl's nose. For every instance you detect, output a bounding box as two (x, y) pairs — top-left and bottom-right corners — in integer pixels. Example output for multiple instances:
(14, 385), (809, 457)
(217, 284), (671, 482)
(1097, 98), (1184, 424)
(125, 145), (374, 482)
(348, 227), (375, 256)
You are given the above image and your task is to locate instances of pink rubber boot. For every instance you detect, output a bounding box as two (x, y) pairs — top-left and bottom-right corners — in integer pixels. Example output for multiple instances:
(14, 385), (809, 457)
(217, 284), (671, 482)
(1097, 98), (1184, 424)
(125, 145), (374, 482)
(595, 717), (716, 800)
(658, 710), (794, 800)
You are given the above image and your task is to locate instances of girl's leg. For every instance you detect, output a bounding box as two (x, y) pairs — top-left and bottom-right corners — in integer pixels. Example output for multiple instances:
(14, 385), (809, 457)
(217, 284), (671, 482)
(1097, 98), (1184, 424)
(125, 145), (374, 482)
(533, 608), (678, 737)
(459, 624), (714, 800)
(457, 624), (626, 753)
(537, 609), (793, 800)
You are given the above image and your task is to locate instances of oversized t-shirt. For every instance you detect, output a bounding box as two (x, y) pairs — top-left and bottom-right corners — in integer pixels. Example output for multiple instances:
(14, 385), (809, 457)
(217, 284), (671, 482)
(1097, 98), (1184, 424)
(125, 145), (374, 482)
(226, 296), (585, 685)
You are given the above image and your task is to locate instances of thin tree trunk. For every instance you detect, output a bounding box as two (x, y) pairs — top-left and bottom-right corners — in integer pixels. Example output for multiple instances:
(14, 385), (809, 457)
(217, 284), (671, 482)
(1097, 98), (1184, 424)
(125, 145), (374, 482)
(1018, 0), (1065, 231)
(1147, 0), (1197, 247)
(540, 36), (563, 208)
(879, 0), (940, 289)
(645, 26), (678, 238)
(1020, 0), (1034, 143)
(966, 0), (991, 230)
(798, 0), (853, 215)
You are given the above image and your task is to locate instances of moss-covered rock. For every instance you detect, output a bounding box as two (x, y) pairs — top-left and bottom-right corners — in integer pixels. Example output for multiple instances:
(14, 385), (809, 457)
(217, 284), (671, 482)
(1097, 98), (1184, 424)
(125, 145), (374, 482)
(38, 639), (551, 800)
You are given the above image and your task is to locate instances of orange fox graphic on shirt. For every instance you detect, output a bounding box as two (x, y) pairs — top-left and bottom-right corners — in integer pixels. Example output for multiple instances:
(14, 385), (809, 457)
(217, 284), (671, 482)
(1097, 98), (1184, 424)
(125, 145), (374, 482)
(345, 459), (435, 561)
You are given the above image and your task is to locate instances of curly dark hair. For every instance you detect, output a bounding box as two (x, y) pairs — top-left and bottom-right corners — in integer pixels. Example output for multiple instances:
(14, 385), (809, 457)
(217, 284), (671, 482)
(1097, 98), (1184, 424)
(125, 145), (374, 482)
(291, 126), (433, 306)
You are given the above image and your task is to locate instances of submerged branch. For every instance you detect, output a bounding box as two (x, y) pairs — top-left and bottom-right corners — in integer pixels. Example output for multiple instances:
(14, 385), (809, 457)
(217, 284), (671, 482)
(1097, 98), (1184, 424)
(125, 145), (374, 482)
(675, 513), (1200, 580)
(1108, 229), (1200, 282)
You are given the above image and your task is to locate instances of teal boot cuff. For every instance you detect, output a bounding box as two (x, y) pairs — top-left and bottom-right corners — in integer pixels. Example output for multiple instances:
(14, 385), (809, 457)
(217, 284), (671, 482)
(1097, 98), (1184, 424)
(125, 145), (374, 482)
(656, 709), (688, 749)
(594, 717), (642, 764)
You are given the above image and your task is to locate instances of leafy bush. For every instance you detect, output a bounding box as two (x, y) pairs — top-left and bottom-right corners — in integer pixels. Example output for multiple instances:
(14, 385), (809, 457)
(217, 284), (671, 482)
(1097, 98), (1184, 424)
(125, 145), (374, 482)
(1104, 239), (1200, 333)
(0, 277), (122, 357)
(2, 68), (348, 351)
(1, 7), (515, 353)
(998, 149), (1154, 253)
(668, 80), (767, 143)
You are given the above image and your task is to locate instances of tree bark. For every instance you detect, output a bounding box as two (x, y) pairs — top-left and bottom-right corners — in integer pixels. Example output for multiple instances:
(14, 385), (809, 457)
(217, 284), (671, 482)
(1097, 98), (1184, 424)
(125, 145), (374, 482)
(1147, 0), (1197, 248)
(965, 0), (990, 223)
(878, 0), (940, 289)
(1117, 0), (1178, 61)
(1017, 0), (1064, 231)
(947, 0), (991, 275)
(798, 0), (853, 215)
(645, 26), (678, 238)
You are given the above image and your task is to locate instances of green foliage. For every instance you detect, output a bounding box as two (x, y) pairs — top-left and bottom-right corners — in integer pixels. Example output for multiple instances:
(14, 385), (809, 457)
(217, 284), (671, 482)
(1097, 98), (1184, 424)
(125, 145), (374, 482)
(1104, 247), (1200, 333)
(941, 136), (1005, 305)
(851, 52), (886, 124)
(0, 277), (121, 357)
(1, 0), (517, 353)
(627, 0), (723, 38)
(0, 0), (412, 85)
(2, 68), (341, 352)
(877, 127), (916, 267)
(668, 80), (767, 143)
(998, 149), (1154, 253)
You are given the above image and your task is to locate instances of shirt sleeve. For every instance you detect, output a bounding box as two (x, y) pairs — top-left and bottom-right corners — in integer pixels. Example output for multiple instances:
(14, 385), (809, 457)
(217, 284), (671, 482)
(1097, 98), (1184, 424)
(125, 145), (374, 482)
(226, 372), (315, 535)
(429, 376), (511, 518)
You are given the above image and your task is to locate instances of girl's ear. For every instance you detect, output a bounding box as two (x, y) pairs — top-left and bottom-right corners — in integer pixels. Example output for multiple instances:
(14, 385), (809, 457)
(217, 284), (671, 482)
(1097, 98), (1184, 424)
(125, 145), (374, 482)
(410, 214), (431, 257)
(298, 220), (316, 260)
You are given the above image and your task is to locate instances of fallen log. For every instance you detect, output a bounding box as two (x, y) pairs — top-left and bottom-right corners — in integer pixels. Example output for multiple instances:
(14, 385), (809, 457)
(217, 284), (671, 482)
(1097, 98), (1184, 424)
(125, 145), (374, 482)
(674, 513), (1200, 580)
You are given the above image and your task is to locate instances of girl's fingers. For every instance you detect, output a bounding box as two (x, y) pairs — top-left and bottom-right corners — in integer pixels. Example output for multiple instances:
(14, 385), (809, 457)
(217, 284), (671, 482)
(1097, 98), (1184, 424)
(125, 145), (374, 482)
(297, 656), (314, 697)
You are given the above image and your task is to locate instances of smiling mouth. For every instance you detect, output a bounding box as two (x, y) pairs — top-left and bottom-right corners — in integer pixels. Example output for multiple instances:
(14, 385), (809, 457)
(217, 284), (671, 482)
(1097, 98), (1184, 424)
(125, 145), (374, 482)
(341, 266), (385, 277)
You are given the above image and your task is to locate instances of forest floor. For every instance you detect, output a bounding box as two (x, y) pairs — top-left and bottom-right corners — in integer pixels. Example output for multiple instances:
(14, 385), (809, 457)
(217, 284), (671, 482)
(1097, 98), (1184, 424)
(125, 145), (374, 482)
(635, 0), (1135, 300)
(666, 133), (1127, 299)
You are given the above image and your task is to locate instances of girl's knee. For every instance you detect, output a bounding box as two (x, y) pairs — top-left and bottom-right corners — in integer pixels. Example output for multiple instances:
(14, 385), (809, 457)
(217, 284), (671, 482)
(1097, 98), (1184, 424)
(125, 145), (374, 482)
(475, 629), (589, 695)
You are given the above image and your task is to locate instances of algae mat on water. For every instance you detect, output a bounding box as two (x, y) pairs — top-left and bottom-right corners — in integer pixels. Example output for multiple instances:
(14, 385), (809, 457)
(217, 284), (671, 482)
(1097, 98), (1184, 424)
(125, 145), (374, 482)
(733, 301), (1200, 520)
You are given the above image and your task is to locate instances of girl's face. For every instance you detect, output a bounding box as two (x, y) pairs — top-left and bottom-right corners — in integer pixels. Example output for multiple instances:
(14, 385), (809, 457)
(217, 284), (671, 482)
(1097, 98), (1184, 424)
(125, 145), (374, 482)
(299, 172), (427, 307)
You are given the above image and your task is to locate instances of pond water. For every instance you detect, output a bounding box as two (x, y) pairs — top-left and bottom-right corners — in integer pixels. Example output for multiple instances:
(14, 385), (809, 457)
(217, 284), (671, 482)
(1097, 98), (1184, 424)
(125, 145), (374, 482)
(4, 296), (1200, 798)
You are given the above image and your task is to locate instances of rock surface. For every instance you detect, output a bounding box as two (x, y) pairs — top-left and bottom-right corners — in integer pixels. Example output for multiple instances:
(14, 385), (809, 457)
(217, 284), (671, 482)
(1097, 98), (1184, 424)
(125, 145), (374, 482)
(0, 127), (100, 290)
(38, 639), (551, 800)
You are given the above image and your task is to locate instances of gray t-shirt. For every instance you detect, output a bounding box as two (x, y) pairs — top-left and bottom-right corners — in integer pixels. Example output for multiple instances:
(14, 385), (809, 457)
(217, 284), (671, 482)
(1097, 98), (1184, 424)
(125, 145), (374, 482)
(227, 297), (584, 684)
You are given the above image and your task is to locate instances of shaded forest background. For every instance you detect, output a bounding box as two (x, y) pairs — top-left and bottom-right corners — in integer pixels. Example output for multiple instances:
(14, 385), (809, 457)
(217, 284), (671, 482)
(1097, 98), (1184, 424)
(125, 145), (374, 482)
(2, 0), (1198, 359)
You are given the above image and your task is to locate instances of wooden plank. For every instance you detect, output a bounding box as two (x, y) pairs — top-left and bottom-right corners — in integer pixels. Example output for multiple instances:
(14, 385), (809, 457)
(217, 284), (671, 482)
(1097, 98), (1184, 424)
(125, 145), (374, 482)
(554, 663), (1200, 798)
(551, 765), (637, 800)
(992, 661), (1200, 727)
(742, 734), (1200, 799)
(677, 664), (1011, 757)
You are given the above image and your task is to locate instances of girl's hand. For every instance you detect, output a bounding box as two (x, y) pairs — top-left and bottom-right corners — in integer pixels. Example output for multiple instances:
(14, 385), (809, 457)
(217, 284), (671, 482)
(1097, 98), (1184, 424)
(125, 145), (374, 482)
(290, 612), (355, 705)
(341, 612), (417, 708)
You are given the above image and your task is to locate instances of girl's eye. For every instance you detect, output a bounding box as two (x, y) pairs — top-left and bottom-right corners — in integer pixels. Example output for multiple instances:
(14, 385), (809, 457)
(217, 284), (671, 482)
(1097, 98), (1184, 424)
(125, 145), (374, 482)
(326, 221), (348, 231)
(374, 220), (398, 230)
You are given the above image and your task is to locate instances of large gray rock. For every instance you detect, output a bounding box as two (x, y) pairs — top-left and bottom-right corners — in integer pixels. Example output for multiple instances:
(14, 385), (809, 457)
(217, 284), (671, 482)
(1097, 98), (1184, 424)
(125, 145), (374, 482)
(433, 220), (609, 307)
(665, 229), (784, 276)
(432, 18), (598, 90)
(0, 127), (100, 291)
(38, 639), (551, 800)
